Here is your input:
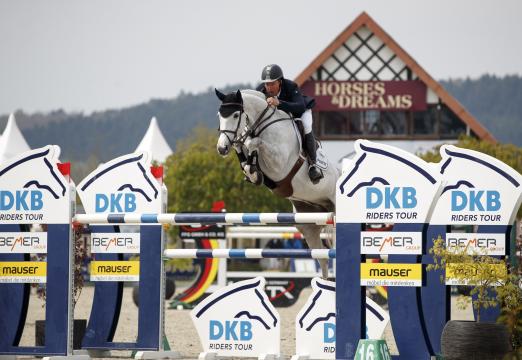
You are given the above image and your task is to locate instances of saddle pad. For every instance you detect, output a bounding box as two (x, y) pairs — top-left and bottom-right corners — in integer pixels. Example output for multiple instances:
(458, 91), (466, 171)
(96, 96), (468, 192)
(316, 148), (328, 171)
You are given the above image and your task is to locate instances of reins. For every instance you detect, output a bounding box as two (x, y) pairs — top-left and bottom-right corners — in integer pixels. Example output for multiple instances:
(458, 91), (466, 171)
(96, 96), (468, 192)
(234, 105), (273, 145)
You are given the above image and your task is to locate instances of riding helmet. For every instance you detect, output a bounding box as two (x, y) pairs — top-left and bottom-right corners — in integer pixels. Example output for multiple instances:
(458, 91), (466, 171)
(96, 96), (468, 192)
(261, 64), (284, 83)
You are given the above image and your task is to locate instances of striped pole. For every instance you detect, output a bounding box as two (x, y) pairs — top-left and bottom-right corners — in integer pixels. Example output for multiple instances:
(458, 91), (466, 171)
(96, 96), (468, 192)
(228, 226), (334, 233)
(226, 232), (333, 240)
(228, 226), (303, 233)
(74, 212), (334, 225)
(164, 249), (335, 259)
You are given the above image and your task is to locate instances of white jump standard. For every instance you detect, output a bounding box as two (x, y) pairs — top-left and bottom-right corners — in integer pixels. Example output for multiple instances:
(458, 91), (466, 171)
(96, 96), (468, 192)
(2, 141), (520, 360)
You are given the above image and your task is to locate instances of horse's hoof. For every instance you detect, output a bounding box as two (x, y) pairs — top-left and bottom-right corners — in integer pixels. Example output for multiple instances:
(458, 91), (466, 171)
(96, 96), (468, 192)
(253, 172), (264, 186)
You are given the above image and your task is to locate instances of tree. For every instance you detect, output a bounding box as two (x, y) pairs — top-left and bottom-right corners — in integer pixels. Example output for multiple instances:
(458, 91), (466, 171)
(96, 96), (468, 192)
(164, 126), (292, 214)
(427, 236), (510, 322)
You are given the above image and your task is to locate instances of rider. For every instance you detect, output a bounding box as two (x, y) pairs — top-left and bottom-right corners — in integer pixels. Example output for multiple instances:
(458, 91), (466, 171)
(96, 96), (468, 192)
(256, 64), (323, 184)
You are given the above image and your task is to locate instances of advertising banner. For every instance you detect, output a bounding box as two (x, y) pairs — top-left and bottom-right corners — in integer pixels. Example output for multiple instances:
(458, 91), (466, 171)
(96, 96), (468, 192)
(301, 80), (427, 111)
(445, 233), (505, 256)
(445, 263), (506, 286)
(360, 231), (422, 255)
(0, 232), (47, 253)
(0, 261), (46, 283)
(360, 263), (422, 287)
(90, 260), (140, 281)
(90, 233), (140, 253)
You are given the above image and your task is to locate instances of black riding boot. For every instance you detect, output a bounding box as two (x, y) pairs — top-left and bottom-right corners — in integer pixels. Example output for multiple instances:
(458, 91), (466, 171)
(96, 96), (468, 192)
(304, 132), (323, 184)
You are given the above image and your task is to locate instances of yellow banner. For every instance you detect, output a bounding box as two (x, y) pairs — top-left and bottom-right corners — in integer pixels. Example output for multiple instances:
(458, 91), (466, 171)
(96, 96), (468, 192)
(0, 261), (47, 283)
(445, 263), (506, 286)
(360, 263), (422, 287)
(90, 260), (140, 275)
(90, 260), (140, 281)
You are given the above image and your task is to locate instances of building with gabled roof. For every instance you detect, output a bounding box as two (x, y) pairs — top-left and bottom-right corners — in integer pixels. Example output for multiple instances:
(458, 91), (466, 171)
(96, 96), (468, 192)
(294, 12), (494, 162)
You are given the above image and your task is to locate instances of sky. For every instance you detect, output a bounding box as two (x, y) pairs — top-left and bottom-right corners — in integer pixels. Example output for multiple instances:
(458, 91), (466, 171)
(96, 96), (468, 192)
(0, 0), (521, 115)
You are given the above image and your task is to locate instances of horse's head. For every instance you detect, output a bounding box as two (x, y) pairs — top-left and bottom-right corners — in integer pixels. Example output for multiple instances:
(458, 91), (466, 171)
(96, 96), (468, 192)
(0, 145), (72, 224)
(77, 152), (162, 214)
(337, 140), (444, 223)
(0, 145), (68, 200)
(430, 144), (522, 225)
(192, 277), (278, 329)
(438, 145), (521, 194)
(215, 89), (249, 156)
(339, 140), (442, 197)
(296, 277), (336, 332)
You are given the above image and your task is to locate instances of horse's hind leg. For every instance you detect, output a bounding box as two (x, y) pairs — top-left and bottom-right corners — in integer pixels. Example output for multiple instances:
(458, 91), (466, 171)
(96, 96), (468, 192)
(296, 224), (330, 279)
(291, 200), (331, 279)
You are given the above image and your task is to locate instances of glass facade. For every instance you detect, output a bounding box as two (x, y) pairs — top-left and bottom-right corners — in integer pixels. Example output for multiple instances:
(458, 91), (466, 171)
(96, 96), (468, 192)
(413, 106), (437, 135)
(440, 105), (466, 138)
(314, 104), (467, 139)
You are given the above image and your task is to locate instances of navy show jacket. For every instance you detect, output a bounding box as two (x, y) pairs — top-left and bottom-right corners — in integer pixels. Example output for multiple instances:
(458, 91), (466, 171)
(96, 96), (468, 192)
(256, 79), (315, 119)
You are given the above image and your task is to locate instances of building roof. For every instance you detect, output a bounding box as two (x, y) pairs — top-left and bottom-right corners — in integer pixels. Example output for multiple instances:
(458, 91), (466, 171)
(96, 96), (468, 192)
(135, 117), (173, 163)
(0, 113), (31, 164)
(294, 12), (495, 143)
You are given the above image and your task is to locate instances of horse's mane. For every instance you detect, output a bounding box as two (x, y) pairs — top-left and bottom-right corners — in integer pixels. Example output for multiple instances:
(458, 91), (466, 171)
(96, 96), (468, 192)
(240, 90), (291, 119)
(240, 89), (265, 100)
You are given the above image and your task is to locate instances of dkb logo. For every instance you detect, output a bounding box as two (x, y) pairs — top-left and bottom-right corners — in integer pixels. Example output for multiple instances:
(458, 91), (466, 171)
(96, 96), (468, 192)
(209, 320), (253, 341)
(451, 190), (501, 211)
(0, 190), (43, 210)
(366, 187), (417, 209)
(95, 193), (136, 212)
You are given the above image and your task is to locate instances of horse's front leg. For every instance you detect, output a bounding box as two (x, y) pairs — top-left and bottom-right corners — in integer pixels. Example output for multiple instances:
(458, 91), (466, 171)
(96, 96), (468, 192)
(244, 137), (262, 155)
(246, 138), (282, 170)
(243, 138), (264, 185)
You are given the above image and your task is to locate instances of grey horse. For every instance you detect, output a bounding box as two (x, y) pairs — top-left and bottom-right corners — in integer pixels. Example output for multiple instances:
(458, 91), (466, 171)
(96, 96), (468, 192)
(215, 89), (340, 278)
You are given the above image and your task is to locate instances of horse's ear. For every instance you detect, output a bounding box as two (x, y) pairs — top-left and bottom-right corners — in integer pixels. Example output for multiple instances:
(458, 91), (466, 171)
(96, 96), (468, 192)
(236, 89), (243, 103)
(215, 88), (226, 101)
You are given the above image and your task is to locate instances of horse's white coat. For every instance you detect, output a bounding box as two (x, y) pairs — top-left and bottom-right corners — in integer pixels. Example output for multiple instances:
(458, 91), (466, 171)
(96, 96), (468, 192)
(217, 90), (341, 278)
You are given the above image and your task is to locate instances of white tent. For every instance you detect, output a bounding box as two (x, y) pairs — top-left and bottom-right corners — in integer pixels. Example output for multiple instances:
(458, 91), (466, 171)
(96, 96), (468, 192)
(0, 113), (31, 164)
(135, 117), (173, 163)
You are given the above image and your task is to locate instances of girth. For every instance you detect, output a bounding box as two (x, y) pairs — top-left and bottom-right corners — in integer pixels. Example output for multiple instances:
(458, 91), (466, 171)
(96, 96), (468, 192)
(262, 154), (306, 198)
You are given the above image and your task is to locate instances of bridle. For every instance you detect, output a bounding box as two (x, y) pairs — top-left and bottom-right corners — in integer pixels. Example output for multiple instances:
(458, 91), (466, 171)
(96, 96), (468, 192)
(218, 102), (275, 148)
(217, 102), (248, 147)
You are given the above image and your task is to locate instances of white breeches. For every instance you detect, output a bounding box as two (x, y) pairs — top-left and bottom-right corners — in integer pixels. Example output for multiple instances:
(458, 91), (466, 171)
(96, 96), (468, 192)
(301, 109), (313, 134)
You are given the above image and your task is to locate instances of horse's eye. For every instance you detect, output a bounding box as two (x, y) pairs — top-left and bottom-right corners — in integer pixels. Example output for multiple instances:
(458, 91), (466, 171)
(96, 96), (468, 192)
(233, 113), (240, 119)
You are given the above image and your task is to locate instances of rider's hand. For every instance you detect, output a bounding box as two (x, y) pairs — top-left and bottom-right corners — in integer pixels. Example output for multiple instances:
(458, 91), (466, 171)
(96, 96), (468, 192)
(267, 97), (280, 107)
